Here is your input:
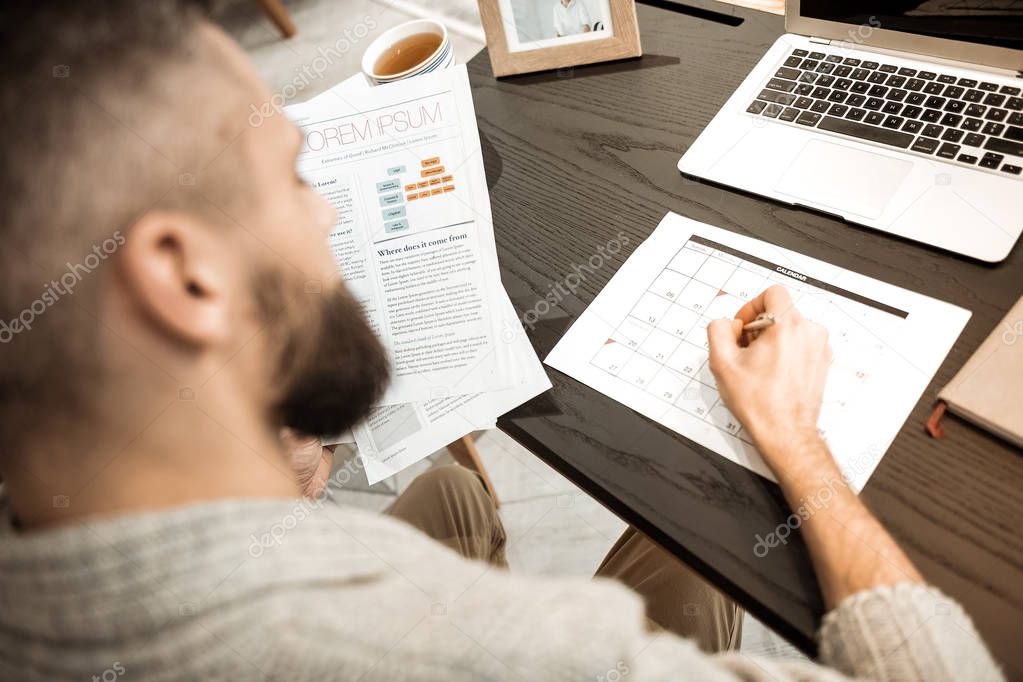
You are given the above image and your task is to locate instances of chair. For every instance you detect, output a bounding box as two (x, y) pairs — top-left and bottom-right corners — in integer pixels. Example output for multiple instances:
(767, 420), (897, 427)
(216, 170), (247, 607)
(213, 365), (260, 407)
(447, 435), (500, 507)
(258, 0), (296, 38)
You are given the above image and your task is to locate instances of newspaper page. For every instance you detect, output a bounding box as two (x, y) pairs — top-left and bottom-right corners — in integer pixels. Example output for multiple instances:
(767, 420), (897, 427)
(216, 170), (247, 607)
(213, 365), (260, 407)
(287, 66), (513, 405)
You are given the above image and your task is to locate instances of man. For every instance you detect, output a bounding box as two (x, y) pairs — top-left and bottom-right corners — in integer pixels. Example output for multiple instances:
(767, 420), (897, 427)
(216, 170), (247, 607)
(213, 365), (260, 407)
(553, 0), (592, 37)
(0, 2), (1004, 680)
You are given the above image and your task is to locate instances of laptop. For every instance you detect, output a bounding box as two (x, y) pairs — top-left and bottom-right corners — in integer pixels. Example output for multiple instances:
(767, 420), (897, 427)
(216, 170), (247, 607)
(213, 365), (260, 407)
(678, 1), (1023, 262)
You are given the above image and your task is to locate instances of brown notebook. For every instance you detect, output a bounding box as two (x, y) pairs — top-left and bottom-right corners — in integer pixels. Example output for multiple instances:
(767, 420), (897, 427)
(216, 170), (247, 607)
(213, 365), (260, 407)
(929, 295), (1023, 448)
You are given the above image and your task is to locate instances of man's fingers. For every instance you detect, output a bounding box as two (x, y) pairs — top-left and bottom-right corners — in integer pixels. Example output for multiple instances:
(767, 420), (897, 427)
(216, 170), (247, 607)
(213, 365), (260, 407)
(707, 318), (743, 371)
(320, 446), (335, 470)
(281, 428), (324, 471)
(733, 298), (762, 324)
(735, 284), (797, 323)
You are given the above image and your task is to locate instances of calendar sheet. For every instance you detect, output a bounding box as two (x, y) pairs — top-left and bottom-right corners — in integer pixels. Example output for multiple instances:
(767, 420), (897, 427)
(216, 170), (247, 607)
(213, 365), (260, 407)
(545, 213), (970, 492)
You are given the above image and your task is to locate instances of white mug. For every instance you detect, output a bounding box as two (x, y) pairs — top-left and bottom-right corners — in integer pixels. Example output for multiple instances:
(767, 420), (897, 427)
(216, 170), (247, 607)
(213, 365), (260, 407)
(360, 19), (453, 86)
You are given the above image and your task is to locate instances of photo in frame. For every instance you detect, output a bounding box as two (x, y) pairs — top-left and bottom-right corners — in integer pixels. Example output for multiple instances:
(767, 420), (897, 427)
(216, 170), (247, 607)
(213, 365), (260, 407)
(477, 0), (642, 76)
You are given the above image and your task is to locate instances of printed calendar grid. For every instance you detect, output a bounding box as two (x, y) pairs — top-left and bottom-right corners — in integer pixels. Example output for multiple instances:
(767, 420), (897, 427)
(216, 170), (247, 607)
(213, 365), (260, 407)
(588, 236), (906, 445)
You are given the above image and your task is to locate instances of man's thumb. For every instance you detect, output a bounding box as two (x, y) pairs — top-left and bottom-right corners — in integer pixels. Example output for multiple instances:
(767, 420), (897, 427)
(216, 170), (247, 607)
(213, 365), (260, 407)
(706, 318), (743, 365)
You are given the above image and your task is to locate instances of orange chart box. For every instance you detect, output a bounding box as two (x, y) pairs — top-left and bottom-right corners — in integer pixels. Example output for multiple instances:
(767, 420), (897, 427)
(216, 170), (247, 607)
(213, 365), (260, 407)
(418, 191), (431, 199)
(417, 181), (428, 189)
(429, 177), (442, 186)
(441, 175), (453, 183)
(404, 184), (417, 192)
(442, 185), (455, 192)
(421, 166), (445, 177)
(406, 193), (418, 201)
(421, 157), (441, 167)
(430, 188), (443, 195)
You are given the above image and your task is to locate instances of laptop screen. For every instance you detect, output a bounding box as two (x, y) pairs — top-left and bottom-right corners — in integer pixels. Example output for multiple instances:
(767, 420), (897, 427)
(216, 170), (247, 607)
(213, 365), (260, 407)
(801, 1), (1023, 52)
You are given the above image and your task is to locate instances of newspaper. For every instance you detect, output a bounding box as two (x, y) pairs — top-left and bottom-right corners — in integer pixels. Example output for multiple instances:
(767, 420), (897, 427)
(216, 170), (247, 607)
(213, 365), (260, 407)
(287, 65), (514, 406)
(287, 67), (550, 482)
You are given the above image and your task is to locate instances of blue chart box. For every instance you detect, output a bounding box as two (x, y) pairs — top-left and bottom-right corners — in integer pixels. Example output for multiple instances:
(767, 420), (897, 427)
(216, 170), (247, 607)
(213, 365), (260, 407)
(384, 219), (410, 234)
(376, 179), (401, 193)
(381, 206), (406, 221)
(378, 192), (403, 207)
(386, 165), (406, 176)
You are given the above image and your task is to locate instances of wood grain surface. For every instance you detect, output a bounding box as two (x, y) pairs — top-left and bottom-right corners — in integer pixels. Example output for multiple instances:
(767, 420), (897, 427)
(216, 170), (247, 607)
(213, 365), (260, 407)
(471, 0), (1023, 672)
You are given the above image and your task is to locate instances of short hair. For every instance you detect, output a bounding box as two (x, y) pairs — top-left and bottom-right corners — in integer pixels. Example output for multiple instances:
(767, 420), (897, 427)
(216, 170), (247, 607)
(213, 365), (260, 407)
(0, 1), (216, 453)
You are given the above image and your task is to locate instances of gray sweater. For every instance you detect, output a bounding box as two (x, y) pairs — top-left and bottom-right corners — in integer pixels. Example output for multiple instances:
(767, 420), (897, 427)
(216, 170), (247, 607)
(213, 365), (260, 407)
(0, 497), (1004, 681)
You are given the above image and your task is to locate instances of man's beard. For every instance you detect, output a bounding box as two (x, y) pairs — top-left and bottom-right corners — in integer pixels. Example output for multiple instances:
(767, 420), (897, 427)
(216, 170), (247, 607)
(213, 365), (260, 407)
(255, 270), (389, 438)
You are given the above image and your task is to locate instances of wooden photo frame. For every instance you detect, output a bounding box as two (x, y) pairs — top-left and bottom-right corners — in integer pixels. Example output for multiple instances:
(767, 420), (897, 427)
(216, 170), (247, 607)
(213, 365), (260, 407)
(477, 0), (642, 77)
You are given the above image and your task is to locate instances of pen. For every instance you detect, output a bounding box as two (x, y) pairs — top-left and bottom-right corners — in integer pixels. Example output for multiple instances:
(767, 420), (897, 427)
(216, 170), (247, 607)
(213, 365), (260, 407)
(741, 314), (775, 333)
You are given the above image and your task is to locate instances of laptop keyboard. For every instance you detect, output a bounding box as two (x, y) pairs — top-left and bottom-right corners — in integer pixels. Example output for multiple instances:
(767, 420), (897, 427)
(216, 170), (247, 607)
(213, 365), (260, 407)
(747, 48), (1023, 177)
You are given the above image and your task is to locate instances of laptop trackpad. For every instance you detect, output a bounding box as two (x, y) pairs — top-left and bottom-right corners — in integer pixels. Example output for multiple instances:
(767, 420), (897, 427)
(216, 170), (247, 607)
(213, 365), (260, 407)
(775, 140), (913, 219)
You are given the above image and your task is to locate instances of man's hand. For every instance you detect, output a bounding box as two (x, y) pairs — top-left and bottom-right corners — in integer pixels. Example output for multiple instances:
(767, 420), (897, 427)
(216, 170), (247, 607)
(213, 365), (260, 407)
(707, 285), (924, 608)
(280, 429), (334, 499)
(706, 285), (832, 476)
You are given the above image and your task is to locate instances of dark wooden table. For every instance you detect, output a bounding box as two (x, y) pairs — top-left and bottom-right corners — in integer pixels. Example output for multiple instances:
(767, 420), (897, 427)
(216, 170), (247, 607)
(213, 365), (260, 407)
(470, 0), (1023, 674)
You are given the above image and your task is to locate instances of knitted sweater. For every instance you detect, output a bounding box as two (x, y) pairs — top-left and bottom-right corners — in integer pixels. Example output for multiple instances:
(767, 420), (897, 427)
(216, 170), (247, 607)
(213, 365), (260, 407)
(0, 497), (1004, 681)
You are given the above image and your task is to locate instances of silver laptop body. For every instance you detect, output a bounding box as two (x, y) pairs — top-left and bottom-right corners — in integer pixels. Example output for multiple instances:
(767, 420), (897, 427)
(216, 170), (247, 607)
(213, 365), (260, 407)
(678, 0), (1023, 262)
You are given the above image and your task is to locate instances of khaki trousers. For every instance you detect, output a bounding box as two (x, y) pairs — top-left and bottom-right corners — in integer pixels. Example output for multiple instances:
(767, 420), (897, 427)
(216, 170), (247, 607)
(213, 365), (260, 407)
(386, 464), (742, 653)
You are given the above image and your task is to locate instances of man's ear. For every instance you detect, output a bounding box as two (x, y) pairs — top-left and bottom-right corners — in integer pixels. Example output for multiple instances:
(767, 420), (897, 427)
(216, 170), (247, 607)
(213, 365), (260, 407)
(118, 210), (234, 347)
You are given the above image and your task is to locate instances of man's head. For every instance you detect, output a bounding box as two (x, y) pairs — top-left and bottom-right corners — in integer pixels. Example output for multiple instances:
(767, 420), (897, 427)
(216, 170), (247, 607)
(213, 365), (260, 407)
(0, 2), (388, 511)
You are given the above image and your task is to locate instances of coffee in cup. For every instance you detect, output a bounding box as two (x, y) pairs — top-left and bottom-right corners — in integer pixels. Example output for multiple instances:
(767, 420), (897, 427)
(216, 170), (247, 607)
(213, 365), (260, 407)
(361, 19), (453, 86)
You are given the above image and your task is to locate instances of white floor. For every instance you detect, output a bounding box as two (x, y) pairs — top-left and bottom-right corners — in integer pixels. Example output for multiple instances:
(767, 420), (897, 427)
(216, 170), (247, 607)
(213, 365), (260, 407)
(224, 0), (485, 106)
(327, 431), (631, 578)
(225, 0), (806, 663)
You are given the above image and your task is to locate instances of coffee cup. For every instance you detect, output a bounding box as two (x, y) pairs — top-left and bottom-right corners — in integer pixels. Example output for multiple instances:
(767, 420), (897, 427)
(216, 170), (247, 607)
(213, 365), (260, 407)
(360, 19), (453, 86)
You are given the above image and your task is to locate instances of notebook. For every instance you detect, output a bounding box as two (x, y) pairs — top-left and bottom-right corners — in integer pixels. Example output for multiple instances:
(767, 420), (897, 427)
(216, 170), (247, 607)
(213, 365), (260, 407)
(929, 295), (1023, 448)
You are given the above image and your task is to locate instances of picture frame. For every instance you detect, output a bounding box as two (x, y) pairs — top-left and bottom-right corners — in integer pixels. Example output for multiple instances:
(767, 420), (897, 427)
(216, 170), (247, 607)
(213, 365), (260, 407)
(477, 0), (642, 77)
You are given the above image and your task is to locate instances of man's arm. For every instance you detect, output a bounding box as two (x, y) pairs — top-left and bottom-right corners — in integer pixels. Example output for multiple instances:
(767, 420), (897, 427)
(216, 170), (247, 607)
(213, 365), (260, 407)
(766, 435), (923, 608)
(706, 285), (921, 607)
(704, 286), (1003, 680)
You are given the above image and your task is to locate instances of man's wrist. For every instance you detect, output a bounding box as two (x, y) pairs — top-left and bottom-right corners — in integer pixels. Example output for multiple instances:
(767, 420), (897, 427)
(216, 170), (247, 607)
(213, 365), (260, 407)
(756, 428), (843, 492)
(751, 422), (821, 462)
